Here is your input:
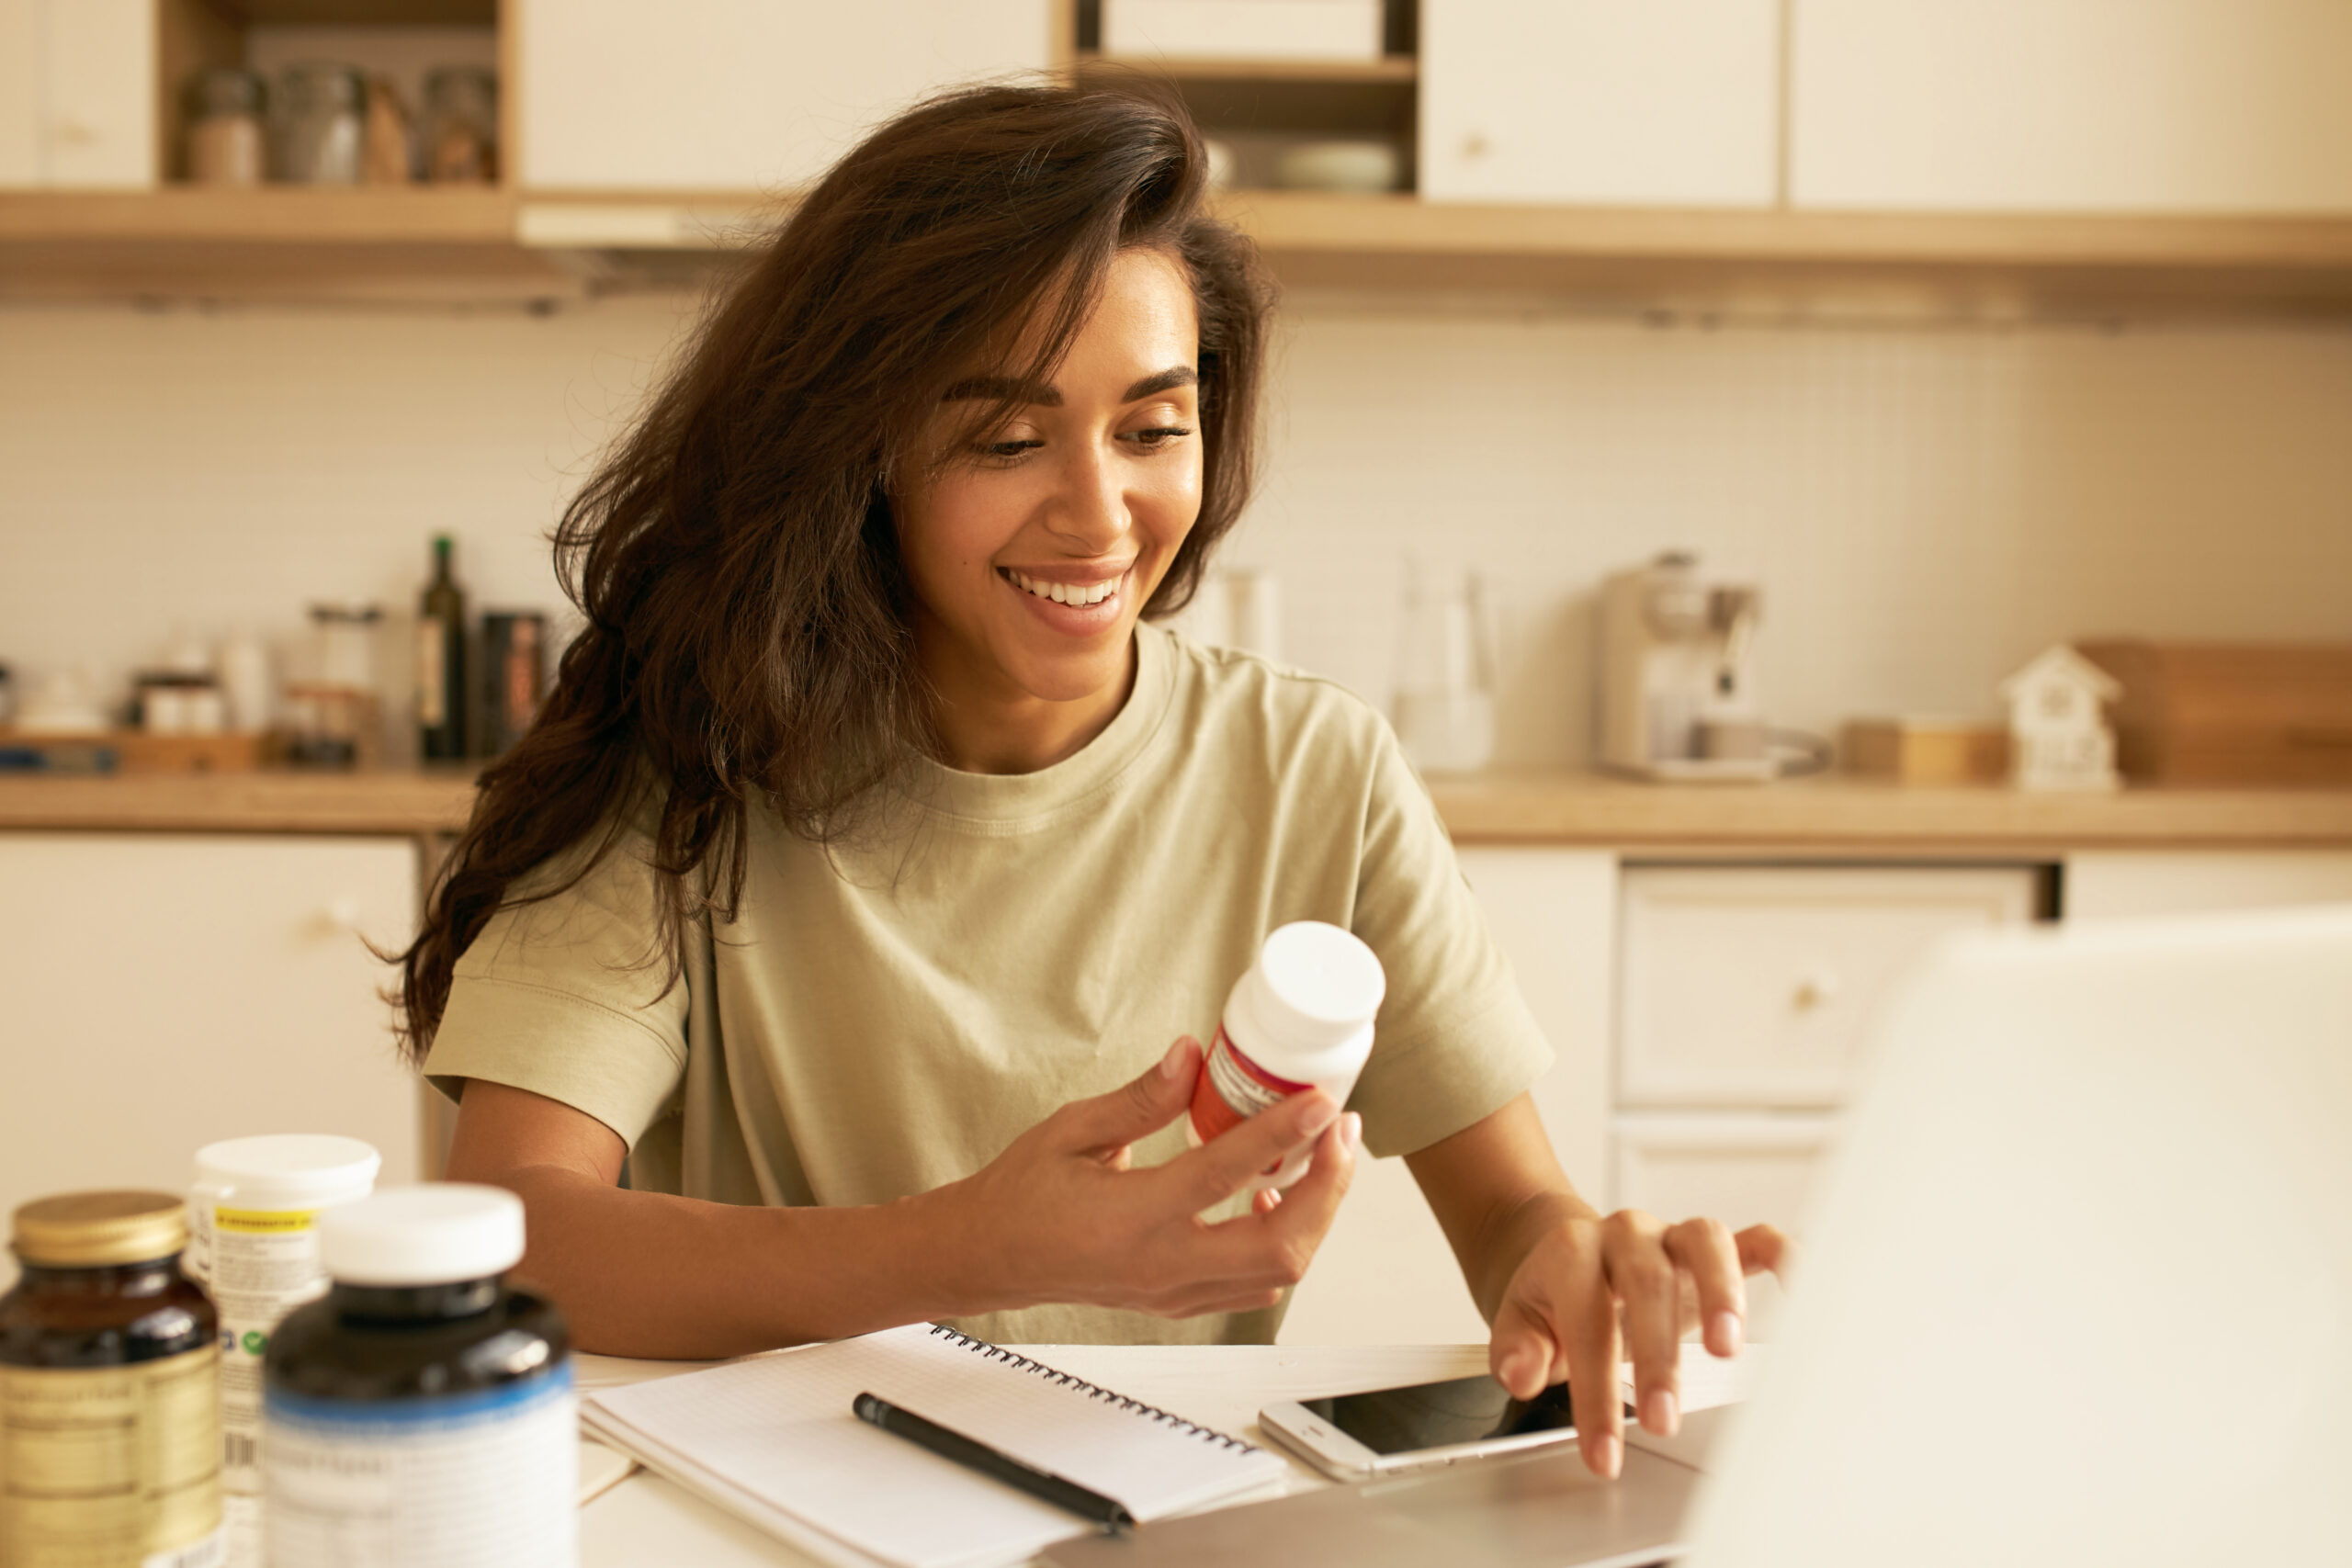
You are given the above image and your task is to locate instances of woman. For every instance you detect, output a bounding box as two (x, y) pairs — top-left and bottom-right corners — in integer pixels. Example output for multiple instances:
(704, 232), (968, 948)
(401, 80), (1781, 1481)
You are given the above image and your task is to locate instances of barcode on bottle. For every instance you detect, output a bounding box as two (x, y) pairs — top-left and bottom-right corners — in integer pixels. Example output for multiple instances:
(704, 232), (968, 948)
(223, 1432), (259, 1469)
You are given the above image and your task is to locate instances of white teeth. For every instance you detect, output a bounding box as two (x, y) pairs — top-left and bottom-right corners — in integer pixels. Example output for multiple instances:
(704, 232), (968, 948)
(1009, 570), (1121, 608)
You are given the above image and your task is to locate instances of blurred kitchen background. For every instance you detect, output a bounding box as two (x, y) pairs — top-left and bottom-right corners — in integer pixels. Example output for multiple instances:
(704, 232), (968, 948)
(5, 0), (2352, 1345)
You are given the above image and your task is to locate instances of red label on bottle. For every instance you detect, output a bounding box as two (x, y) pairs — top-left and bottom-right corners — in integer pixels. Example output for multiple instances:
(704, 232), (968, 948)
(1189, 1024), (1313, 1144)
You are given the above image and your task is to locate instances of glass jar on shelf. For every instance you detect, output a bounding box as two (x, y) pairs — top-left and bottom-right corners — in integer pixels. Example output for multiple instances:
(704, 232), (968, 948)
(275, 62), (366, 185)
(183, 68), (267, 186)
(422, 66), (499, 185)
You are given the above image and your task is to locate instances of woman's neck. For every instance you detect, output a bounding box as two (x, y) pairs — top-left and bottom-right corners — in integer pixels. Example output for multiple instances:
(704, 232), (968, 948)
(915, 630), (1138, 775)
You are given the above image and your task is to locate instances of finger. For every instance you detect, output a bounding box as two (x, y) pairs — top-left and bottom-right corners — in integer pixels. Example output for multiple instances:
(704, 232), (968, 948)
(1602, 1213), (1680, 1438)
(1192, 1112), (1359, 1288)
(1664, 1217), (1747, 1359)
(1051, 1037), (1199, 1155)
(1252, 1187), (1282, 1216)
(1159, 1087), (1340, 1213)
(1487, 1292), (1558, 1404)
(1736, 1223), (1790, 1280)
(1563, 1257), (1623, 1480)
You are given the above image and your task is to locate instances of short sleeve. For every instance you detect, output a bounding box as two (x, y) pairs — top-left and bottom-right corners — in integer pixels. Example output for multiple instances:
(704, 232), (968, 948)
(422, 829), (690, 1150)
(1343, 725), (1555, 1158)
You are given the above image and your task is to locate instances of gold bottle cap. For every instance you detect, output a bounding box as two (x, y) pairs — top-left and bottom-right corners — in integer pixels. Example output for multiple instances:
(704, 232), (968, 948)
(11, 1190), (188, 1267)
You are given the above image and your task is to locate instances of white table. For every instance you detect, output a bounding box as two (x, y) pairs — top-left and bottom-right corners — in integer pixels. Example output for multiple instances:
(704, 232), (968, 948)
(572, 1341), (1755, 1567)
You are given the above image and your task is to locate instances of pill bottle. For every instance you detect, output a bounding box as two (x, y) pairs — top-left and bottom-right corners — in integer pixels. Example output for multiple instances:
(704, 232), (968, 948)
(1, 1190), (224, 1568)
(1188, 920), (1388, 1189)
(185, 1134), (379, 1564)
(263, 1184), (574, 1568)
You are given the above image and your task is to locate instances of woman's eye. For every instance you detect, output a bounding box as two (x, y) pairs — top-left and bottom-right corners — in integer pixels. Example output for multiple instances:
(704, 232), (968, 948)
(1124, 426), (1193, 450)
(977, 438), (1044, 461)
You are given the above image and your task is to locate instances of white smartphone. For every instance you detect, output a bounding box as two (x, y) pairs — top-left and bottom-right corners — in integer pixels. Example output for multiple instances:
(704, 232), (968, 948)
(1260, 1374), (1611, 1481)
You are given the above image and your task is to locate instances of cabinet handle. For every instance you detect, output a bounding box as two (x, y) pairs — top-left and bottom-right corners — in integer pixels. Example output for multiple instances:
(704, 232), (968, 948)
(1461, 130), (1491, 160)
(320, 897), (365, 934)
(51, 118), (101, 147)
(1792, 970), (1841, 1010)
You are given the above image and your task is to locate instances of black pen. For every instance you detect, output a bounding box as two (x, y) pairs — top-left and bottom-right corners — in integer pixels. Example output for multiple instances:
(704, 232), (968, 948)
(852, 1391), (1137, 1536)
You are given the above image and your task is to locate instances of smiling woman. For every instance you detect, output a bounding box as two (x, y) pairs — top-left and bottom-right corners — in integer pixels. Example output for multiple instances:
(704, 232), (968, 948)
(392, 79), (1779, 1483)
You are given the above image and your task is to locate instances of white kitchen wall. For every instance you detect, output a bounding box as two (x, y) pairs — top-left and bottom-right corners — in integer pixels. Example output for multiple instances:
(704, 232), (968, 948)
(2, 292), (2348, 765)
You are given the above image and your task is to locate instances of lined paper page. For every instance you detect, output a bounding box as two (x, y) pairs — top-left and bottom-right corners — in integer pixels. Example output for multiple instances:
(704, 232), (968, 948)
(583, 1325), (1282, 1568)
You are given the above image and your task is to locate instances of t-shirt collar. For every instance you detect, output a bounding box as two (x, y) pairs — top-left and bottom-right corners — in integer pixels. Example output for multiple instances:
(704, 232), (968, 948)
(900, 621), (1175, 826)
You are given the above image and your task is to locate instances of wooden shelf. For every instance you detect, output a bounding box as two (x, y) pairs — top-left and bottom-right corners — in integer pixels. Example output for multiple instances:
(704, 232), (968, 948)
(1074, 53), (1416, 84)
(1216, 193), (2352, 317)
(11, 183), (2352, 315)
(0, 186), (514, 243)
(0, 186), (586, 304)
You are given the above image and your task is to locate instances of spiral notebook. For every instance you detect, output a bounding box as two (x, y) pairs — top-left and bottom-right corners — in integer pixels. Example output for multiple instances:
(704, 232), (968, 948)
(581, 1323), (1289, 1568)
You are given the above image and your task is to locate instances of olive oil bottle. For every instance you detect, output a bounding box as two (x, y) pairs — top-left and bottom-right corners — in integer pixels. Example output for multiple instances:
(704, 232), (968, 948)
(416, 535), (468, 761)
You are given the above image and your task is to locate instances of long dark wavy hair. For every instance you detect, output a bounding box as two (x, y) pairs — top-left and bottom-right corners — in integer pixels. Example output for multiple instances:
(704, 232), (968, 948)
(396, 80), (1272, 1064)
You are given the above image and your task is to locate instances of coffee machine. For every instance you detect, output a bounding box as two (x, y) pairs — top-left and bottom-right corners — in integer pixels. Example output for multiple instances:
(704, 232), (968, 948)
(1597, 551), (1776, 782)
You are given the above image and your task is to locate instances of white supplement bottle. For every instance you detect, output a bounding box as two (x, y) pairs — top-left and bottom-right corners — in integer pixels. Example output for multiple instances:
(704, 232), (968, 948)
(263, 1185), (575, 1568)
(1188, 920), (1387, 1189)
(185, 1132), (379, 1567)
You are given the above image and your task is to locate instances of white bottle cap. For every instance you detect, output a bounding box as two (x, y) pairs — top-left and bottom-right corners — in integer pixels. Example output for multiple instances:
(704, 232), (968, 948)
(1243, 920), (1387, 1052)
(194, 1134), (381, 1211)
(319, 1184), (525, 1287)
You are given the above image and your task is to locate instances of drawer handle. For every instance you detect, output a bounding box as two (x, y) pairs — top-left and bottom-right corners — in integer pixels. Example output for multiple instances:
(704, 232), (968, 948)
(1792, 971), (1841, 1011)
(319, 897), (365, 935)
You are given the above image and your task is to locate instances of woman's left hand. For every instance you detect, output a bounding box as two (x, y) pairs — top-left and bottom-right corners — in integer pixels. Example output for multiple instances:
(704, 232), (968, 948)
(1488, 1211), (1785, 1479)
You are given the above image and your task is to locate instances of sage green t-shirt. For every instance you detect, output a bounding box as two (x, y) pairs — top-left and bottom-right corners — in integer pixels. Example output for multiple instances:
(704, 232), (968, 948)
(424, 624), (1553, 1345)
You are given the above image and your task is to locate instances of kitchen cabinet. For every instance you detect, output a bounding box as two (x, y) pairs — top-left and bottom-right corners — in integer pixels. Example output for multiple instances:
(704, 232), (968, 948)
(1618, 865), (2039, 1110)
(515, 0), (1057, 192)
(1419, 0), (1780, 208)
(1791, 0), (2352, 213)
(0, 832), (423, 1229)
(1282, 848), (1615, 1345)
(2064, 850), (2352, 921)
(0, 0), (154, 189)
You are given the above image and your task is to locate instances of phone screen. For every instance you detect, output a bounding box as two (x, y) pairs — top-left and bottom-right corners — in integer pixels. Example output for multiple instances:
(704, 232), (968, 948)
(1299, 1375), (1581, 1456)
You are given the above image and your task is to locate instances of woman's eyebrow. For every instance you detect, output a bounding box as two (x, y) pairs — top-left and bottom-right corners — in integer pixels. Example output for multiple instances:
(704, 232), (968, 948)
(936, 367), (1197, 406)
(1124, 367), (1196, 401)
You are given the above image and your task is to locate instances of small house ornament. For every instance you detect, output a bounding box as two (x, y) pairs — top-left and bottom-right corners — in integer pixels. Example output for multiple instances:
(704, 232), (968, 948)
(2000, 645), (2122, 793)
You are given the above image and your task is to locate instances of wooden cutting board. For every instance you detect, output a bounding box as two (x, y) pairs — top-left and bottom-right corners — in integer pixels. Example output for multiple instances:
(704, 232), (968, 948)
(2077, 641), (2352, 785)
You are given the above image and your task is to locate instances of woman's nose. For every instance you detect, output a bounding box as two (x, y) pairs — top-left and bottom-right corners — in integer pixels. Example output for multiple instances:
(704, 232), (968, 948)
(1044, 444), (1129, 552)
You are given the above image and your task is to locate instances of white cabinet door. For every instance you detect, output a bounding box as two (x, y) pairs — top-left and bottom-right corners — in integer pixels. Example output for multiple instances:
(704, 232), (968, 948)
(517, 0), (1055, 191)
(1420, 0), (1781, 207)
(40, 0), (154, 187)
(0, 0), (154, 188)
(1281, 848), (1615, 1346)
(0, 0), (38, 186)
(2065, 851), (2352, 921)
(0, 833), (422, 1228)
(1792, 0), (2352, 212)
(1619, 864), (2037, 1111)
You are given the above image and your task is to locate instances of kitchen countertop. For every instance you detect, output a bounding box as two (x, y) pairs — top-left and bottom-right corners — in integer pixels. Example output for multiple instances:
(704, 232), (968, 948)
(2, 767), (2349, 849)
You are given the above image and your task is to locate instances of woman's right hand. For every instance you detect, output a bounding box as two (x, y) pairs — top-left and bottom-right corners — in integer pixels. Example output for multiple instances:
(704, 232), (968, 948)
(937, 1036), (1362, 1319)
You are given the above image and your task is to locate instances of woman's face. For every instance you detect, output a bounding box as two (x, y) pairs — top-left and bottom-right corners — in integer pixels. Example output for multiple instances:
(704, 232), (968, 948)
(896, 247), (1204, 716)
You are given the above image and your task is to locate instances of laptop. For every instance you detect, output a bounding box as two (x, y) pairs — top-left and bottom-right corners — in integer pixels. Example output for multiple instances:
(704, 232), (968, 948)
(1048, 903), (2352, 1568)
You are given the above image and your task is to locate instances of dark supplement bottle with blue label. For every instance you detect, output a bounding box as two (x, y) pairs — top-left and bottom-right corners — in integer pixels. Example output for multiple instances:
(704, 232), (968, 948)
(262, 1184), (574, 1567)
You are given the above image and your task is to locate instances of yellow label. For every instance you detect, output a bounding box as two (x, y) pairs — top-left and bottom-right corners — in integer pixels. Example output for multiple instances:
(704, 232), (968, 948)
(1, 1346), (222, 1566)
(211, 1210), (316, 1235)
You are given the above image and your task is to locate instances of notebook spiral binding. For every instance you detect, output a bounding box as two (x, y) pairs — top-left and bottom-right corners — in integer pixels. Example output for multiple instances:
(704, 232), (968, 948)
(927, 1325), (1261, 1454)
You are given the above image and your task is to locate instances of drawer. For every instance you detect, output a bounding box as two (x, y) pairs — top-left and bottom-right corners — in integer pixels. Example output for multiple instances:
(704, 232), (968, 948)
(1619, 864), (2037, 1108)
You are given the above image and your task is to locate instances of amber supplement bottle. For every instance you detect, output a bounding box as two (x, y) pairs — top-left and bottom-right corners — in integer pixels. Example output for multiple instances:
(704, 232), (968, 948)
(263, 1185), (574, 1567)
(0, 1190), (224, 1567)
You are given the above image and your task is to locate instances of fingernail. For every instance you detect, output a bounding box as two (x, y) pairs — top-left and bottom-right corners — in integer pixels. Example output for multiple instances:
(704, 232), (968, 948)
(1711, 1311), (1744, 1356)
(1497, 1352), (1532, 1393)
(1642, 1388), (1679, 1438)
(1297, 1095), (1340, 1136)
(1342, 1112), (1363, 1151)
(1160, 1038), (1193, 1080)
(1590, 1434), (1622, 1480)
